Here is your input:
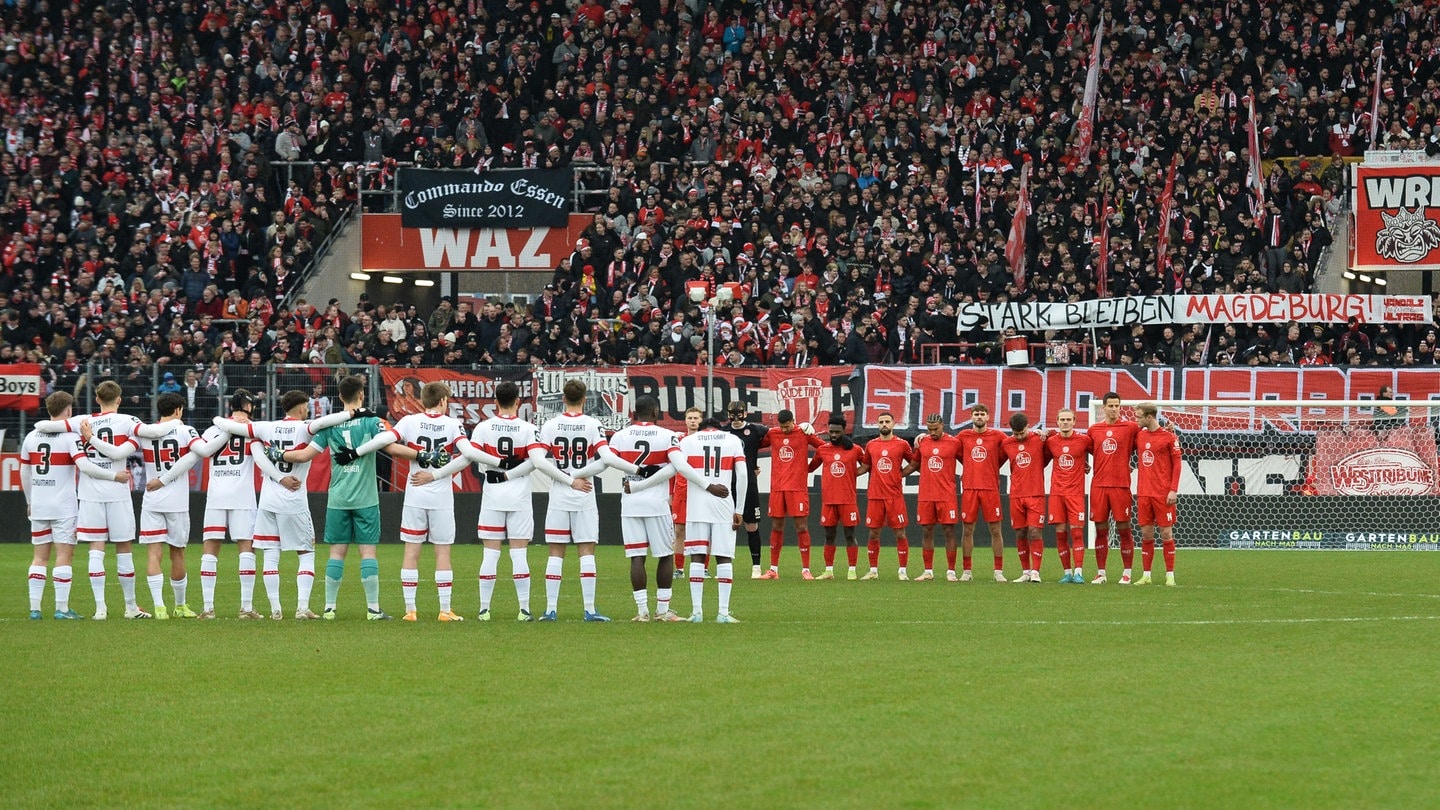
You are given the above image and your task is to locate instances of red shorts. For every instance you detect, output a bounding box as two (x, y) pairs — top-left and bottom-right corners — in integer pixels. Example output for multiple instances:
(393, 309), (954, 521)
(768, 490), (810, 518)
(1137, 496), (1177, 528)
(671, 481), (688, 518)
(960, 490), (1002, 524)
(865, 497), (908, 530)
(819, 504), (860, 527)
(1047, 493), (1086, 527)
(917, 500), (958, 525)
(1009, 495), (1045, 530)
(1090, 487), (1133, 524)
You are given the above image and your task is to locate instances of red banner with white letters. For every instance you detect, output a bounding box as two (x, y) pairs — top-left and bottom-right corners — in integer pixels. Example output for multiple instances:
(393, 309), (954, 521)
(0, 364), (43, 411)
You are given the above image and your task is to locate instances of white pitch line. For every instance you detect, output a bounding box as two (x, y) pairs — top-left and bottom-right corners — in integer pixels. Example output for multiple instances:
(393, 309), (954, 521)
(773, 615), (1440, 627)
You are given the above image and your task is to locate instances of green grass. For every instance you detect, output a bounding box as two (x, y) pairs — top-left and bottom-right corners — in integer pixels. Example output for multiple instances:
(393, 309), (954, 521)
(2, 544), (1438, 808)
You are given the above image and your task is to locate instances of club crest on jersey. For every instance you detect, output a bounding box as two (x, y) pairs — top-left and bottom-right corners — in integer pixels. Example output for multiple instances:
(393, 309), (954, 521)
(829, 461), (846, 477)
(970, 445), (988, 462)
(1101, 437), (1118, 454)
(927, 455), (945, 472)
(1141, 449), (1155, 466)
(1059, 455), (1075, 470)
(875, 456), (894, 474)
(778, 445), (795, 462)
(1014, 450), (1032, 467)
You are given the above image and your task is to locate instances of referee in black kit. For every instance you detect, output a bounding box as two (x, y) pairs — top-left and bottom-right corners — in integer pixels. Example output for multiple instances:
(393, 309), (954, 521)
(724, 399), (769, 579)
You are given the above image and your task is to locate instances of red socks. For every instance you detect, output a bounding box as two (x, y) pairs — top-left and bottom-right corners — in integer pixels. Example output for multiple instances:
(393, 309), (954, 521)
(946, 548), (957, 571)
(1071, 529), (1086, 567)
(823, 544), (836, 567)
(1163, 539), (1176, 573)
(797, 530), (811, 569)
(1095, 528), (1109, 571)
(1030, 541), (1042, 572)
(1016, 537), (1031, 572)
(896, 538), (909, 567)
(867, 539), (880, 568)
(922, 547), (935, 570)
(1141, 538), (1155, 573)
(769, 529), (783, 567)
(846, 545), (858, 567)
(1057, 537), (1072, 570)
(1119, 528), (1135, 569)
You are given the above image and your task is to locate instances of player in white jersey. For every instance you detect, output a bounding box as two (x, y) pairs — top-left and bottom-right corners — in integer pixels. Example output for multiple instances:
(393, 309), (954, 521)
(120, 393), (206, 619)
(213, 389), (352, 619)
(466, 380), (579, 621)
(36, 380), (146, 620)
(610, 396), (689, 622)
(629, 416), (748, 623)
(534, 379), (640, 623)
(351, 380), (499, 622)
(147, 390), (263, 619)
(21, 392), (89, 619)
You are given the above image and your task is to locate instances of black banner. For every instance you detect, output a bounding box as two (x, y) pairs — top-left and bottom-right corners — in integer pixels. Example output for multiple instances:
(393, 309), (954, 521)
(399, 168), (571, 228)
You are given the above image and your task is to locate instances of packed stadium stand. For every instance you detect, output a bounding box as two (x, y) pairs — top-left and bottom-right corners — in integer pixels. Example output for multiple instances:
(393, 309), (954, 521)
(1, 0), (1437, 383)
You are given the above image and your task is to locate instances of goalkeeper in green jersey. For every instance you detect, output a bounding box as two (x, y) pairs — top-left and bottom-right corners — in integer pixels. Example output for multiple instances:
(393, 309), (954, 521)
(278, 374), (416, 620)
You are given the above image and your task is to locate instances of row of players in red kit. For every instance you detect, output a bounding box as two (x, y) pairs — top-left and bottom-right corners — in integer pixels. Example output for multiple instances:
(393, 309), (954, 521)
(703, 393), (1181, 587)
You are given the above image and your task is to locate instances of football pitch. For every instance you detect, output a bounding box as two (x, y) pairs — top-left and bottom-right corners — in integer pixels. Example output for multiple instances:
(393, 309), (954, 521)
(2, 545), (1436, 808)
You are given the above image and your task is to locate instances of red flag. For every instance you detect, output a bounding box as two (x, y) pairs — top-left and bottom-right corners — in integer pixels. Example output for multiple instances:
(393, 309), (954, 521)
(1155, 154), (1180, 288)
(1096, 195), (1111, 297)
(973, 161), (982, 226)
(1075, 15), (1104, 165)
(1006, 163), (1031, 293)
(1245, 93), (1265, 214)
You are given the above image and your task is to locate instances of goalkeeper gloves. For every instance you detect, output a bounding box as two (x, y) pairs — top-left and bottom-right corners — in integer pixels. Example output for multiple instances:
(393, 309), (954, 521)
(349, 407), (378, 421)
(263, 443), (287, 465)
(485, 469), (508, 484)
(416, 449), (451, 469)
(638, 464), (663, 479)
(499, 454), (523, 470)
(332, 447), (359, 466)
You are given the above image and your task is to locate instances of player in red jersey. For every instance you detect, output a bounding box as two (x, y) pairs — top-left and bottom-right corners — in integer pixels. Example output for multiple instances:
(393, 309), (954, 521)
(1090, 392), (1141, 584)
(862, 412), (913, 580)
(672, 408), (702, 576)
(759, 409), (823, 579)
(902, 414), (961, 581)
(1001, 413), (1049, 583)
(808, 415), (869, 580)
(1133, 403), (1181, 586)
(956, 404), (1008, 581)
(1044, 408), (1092, 583)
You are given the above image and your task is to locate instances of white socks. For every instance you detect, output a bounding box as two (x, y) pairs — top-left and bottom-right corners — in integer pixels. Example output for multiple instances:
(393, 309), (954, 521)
(296, 552), (314, 611)
(579, 555), (597, 612)
(147, 573), (165, 608)
(53, 565), (72, 612)
(545, 556), (563, 613)
(261, 547), (281, 612)
(200, 554), (218, 611)
(116, 552), (137, 609)
(237, 551), (256, 611)
(633, 588), (649, 617)
(171, 576), (187, 607)
(510, 548), (530, 612)
(656, 587), (671, 615)
(436, 570), (453, 613)
(689, 561), (705, 618)
(716, 563), (734, 617)
(27, 565), (45, 611)
(89, 549), (107, 610)
(478, 548), (501, 610)
(401, 568), (419, 612)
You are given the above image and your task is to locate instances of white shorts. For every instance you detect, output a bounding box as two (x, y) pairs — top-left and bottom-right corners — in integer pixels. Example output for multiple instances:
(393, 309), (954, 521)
(202, 508), (256, 542)
(400, 506), (456, 545)
(684, 520), (737, 559)
(31, 516), (77, 546)
(139, 510), (190, 547)
(621, 516), (675, 558)
(253, 510), (315, 552)
(542, 505), (600, 545)
(77, 501), (136, 544)
(477, 508), (534, 542)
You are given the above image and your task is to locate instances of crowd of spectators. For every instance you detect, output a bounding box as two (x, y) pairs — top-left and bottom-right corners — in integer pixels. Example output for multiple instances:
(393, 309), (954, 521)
(3, 0), (1440, 411)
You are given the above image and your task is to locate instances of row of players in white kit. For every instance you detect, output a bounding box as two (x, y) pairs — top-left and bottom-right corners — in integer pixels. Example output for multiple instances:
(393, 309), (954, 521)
(21, 378), (744, 623)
